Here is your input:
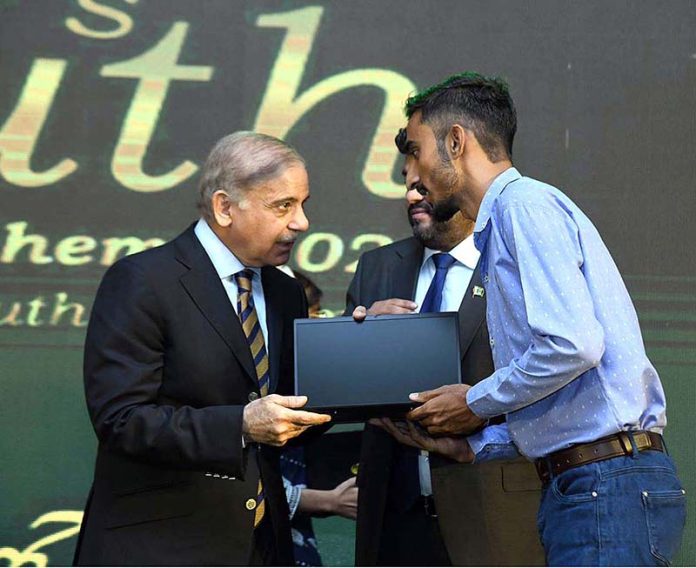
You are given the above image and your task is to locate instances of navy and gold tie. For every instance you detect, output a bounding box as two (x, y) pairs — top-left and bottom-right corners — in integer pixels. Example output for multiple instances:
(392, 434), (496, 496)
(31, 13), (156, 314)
(234, 269), (269, 527)
(420, 253), (456, 313)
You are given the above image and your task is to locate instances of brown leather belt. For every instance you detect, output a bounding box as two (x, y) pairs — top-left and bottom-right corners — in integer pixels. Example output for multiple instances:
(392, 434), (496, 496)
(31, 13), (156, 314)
(535, 430), (664, 484)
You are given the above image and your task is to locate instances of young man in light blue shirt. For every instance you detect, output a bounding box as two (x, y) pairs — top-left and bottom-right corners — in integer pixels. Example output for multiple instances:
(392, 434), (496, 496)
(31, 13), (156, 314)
(361, 72), (686, 566)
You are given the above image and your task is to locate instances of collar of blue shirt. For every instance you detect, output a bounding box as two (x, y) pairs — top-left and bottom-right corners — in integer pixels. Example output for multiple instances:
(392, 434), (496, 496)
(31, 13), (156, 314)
(473, 167), (522, 252)
(194, 218), (262, 282)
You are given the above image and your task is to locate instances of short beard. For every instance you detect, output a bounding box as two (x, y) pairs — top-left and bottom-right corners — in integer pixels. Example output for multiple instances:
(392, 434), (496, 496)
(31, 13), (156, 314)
(431, 194), (460, 223)
(412, 218), (454, 250)
(430, 159), (461, 223)
(409, 204), (471, 251)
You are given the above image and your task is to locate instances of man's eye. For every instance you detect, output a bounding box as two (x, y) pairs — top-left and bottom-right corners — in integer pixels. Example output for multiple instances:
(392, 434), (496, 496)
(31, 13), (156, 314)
(277, 202), (291, 211)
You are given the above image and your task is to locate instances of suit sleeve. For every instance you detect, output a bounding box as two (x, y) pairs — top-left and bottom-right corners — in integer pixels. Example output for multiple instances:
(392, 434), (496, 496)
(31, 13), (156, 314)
(344, 257), (365, 315)
(84, 258), (247, 477)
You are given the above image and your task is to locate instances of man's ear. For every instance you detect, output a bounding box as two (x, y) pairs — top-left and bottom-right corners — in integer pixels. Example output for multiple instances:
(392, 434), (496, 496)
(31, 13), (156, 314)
(447, 124), (467, 160)
(212, 190), (234, 227)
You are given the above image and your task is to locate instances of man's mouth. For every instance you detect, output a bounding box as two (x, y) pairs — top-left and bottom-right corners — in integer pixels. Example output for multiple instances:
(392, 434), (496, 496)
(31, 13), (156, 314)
(409, 207), (431, 221)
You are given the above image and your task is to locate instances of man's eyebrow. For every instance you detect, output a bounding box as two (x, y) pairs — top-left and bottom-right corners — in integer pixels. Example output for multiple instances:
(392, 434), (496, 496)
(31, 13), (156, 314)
(269, 196), (297, 205)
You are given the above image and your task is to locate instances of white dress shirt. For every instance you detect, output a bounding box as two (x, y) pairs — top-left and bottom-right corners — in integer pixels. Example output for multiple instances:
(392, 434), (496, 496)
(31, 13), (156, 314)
(414, 234), (480, 312)
(412, 234), (480, 495)
(194, 218), (269, 352)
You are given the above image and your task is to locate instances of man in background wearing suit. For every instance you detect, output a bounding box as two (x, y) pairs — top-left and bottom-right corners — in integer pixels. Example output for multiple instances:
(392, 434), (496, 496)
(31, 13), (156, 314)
(347, 136), (544, 565)
(74, 132), (331, 566)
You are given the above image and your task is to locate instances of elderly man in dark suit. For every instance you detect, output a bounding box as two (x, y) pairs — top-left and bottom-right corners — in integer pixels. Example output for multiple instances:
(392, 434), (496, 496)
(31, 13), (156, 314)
(347, 143), (544, 566)
(73, 132), (331, 566)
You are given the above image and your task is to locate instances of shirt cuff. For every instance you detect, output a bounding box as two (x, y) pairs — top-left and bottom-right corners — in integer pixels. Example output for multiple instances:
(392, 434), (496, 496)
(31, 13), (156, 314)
(466, 376), (498, 419)
(282, 478), (304, 519)
(467, 424), (520, 463)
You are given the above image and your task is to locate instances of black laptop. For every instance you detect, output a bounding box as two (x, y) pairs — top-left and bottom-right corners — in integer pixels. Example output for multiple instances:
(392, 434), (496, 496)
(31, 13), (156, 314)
(294, 312), (462, 422)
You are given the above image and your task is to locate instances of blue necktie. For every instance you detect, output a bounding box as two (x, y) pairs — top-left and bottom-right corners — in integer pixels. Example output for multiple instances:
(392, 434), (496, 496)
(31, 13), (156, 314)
(420, 253), (456, 313)
(388, 252), (457, 513)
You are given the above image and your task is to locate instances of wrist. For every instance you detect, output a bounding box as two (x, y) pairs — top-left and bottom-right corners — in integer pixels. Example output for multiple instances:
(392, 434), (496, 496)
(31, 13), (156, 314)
(454, 440), (474, 463)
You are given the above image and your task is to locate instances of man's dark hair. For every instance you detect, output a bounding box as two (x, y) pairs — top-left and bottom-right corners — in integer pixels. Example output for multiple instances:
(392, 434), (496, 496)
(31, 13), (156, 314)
(401, 72), (516, 163)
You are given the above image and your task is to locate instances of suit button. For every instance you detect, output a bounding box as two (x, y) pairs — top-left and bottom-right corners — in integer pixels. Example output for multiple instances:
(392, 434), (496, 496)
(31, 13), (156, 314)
(245, 498), (257, 511)
(248, 392), (259, 402)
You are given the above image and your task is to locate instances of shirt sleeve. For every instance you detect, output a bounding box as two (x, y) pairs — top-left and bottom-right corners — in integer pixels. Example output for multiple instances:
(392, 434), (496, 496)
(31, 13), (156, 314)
(467, 203), (606, 418)
(467, 423), (521, 463)
(282, 476), (305, 519)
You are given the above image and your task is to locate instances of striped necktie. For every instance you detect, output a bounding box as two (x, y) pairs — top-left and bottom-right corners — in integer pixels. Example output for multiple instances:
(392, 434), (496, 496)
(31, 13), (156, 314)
(234, 269), (268, 527)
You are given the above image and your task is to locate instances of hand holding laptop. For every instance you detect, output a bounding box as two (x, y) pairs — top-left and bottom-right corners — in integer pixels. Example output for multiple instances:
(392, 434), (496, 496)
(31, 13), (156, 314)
(371, 417), (475, 463)
(351, 298), (418, 321)
(407, 384), (486, 436)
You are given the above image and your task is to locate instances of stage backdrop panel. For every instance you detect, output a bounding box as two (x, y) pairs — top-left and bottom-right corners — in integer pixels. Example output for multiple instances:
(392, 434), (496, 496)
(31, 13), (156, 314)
(0, 1), (694, 565)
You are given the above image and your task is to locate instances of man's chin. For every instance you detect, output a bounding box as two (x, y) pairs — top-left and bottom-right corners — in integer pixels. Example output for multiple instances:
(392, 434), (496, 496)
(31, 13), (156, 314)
(270, 245), (294, 266)
(412, 223), (435, 243)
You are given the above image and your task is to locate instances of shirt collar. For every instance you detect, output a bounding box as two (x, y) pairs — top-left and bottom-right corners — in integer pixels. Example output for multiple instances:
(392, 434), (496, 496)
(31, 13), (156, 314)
(194, 218), (261, 281)
(422, 232), (480, 270)
(474, 166), (521, 235)
(473, 166), (521, 250)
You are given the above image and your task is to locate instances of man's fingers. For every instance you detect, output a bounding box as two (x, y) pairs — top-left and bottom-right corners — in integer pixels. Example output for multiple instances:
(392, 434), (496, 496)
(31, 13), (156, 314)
(407, 423), (435, 452)
(409, 386), (444, 403)
(352, 305), (367, 321)
(336, 476), (357, 491)
(286, 409), (332, 425)
(392, 299), (418, 309)
(406, 401), (431, 421)
(271, 394), (308, 409)
(367, 298), (418, 316)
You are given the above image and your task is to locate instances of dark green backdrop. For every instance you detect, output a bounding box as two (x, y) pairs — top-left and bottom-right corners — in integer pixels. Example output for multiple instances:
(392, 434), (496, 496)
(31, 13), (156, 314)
(1, 1), (694, 565)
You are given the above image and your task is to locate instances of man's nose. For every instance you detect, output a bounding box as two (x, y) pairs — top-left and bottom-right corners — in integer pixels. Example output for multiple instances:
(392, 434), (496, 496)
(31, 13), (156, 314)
(406, 186), (424, 205)
(403, 164), (420, 196)
(288, 206), (309, 233)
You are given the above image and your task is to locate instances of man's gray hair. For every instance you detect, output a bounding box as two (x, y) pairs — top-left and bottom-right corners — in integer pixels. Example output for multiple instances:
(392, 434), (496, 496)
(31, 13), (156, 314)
(197, 131), (306, 221)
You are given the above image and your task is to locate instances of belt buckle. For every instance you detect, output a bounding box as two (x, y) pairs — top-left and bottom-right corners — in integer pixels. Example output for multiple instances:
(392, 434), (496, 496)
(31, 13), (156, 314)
(618, 431), (633, 454)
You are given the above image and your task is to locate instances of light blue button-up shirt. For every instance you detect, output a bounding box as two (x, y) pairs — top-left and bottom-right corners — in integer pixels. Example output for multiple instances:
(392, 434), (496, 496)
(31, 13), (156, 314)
(466, 168), (667, 461)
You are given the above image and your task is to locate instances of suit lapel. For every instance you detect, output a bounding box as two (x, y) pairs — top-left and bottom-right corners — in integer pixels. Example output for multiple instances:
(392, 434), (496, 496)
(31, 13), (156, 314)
(457, 261), (486, 356)
(175, 226), (257, 387)
(261, 267), (283, 394)
(390, 238), (423, 300)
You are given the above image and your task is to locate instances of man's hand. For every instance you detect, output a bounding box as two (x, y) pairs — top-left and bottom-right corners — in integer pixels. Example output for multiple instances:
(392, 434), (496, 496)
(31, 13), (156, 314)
(242, 394), (331, 446)
(297, 476), (358, 520)
(406, 384), (486, 436)
(373, 418), (474, 463)
(326, 476), (359, 519)
(352, 298), (417, 321)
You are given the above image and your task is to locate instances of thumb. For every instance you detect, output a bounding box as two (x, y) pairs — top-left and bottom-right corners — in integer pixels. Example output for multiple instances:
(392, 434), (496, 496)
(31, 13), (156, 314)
(352, 305), (367, 322)
(336, 476), (357, 491)
(409, 387), (440, 402)
(274, 395), (308, 409)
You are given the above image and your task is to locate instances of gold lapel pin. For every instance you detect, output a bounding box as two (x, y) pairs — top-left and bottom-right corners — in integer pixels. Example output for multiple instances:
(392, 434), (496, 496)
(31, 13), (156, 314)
(472, 286), (485, 298)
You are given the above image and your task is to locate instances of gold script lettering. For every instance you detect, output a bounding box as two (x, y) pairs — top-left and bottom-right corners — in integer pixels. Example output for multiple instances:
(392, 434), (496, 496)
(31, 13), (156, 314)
(254, 7), (416, 199)
(65, 0), (138, 40)
(0, 510), (83, 567)
(101, 23), (214, 192)
(0, 59), (77, 187)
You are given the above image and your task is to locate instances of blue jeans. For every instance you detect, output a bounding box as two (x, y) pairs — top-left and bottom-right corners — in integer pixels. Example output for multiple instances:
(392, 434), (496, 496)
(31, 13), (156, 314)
(537, 448), (687, 566)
